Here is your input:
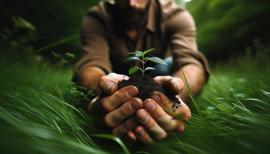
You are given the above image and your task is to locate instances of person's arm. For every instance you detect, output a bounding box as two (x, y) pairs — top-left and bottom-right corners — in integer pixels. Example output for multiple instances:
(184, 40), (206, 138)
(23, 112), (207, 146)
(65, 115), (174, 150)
(76, 14), (142, 144)
(174, 64), (206, 102)
(75, 15), (112, 90)
(77, 66), (105, 89)
(168, 10), (210, 102)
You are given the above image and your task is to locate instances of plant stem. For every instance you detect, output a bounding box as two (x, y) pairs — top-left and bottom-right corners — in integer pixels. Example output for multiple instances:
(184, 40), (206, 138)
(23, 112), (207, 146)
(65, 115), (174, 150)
(142, 54), (145, 76)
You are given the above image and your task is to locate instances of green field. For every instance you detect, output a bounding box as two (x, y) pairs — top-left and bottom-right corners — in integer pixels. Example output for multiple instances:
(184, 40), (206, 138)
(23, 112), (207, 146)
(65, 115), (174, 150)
(1, 43), (269, 154)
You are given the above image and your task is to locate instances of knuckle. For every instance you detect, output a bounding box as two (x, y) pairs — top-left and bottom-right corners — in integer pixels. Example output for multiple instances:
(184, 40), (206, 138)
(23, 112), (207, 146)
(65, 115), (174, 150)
(115, 89), (129, 102)
(104, 114), (115, 128)
(148, 121), (157, 130)
(119, 103), (130, 117)
(100, 75), (108, 82)
(149, 104), (164, 121)
(99, 76), (117, 94)
(154, 105), (165, 117)
(130, 98), (143, 110)
(101, 99), (113, 112)
(131, 97), (143, 104)
(99, 76), (108, 87)
(136, 109), (149, 123)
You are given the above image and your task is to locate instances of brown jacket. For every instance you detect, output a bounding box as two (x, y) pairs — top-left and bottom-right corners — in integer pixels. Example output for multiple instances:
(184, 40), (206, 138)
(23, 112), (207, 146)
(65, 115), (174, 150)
(76, 0), (210, 77)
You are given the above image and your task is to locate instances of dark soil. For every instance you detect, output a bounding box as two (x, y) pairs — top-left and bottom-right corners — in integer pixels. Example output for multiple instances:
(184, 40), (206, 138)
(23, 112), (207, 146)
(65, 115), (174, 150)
(118, 74), (181, 111)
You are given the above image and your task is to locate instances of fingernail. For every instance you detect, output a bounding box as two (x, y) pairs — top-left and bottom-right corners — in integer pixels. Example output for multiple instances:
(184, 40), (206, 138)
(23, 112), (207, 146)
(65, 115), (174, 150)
(177, 124), (185, 134)
(151, 94), (160, 103)
(122, 75), (129, 80)
(130, 100), (138, 111)
(145, 100), (156, 112)
(138, 111), (148, 122)
(127, 86), (138, 97)
(128, 131), (136, 140)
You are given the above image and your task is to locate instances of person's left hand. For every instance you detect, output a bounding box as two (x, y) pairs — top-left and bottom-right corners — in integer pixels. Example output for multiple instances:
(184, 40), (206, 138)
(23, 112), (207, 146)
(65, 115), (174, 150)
(133, 76), (192, 143)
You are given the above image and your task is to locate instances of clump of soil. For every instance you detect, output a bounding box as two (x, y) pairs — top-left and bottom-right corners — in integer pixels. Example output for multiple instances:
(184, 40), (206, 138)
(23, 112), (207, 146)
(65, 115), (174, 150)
(118, 74), (181, 111)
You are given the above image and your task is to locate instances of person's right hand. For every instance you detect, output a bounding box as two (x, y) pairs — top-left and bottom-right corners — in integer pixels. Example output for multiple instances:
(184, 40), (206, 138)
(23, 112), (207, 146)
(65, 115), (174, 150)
(88, 73), (142, 144)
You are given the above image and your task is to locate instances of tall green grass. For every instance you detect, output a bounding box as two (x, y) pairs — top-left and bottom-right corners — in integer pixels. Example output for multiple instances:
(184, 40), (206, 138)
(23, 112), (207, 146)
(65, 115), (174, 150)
(0, 43), (270, 154)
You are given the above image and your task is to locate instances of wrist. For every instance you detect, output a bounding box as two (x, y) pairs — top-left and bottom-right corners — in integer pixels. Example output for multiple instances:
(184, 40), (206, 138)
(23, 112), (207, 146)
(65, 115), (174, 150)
(78, 66), (105, 89)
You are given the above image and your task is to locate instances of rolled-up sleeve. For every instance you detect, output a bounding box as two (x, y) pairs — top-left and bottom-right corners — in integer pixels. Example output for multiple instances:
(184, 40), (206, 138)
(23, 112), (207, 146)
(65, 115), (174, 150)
(167, 10), (210, 79)
(75, 15), (112, 74)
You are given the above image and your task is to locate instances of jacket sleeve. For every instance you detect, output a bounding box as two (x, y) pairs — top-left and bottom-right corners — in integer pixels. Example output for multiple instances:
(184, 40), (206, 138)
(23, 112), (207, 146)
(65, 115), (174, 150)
(75, 15), (112, 74)
(166, 10), (210, 80)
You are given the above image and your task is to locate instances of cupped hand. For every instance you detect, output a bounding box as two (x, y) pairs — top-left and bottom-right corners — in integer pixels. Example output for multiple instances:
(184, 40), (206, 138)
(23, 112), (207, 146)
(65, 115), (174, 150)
(134, 76), (191, 143)
(88, 73), (143, 144)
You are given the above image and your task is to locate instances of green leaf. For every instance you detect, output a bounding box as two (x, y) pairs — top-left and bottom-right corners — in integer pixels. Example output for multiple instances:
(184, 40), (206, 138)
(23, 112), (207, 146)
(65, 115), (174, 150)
(65, 52), (75, 58)
(128, 51), (143, 57)
(144, 67), (155, 72)
(124, 56), (141, 62)
(143, 48), (155, 56)
(144, 57), (150, 62)
(128, 66), (141, 75)
(147, 57), (167, 65)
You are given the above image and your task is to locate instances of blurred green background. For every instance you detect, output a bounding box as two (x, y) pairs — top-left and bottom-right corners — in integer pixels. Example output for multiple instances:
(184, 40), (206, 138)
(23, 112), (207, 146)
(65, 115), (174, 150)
(1, 0), (269, 62)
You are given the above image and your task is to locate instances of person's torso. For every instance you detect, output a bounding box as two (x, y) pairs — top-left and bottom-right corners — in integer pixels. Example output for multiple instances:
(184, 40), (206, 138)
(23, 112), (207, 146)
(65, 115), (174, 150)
(87, 0), (184, 74)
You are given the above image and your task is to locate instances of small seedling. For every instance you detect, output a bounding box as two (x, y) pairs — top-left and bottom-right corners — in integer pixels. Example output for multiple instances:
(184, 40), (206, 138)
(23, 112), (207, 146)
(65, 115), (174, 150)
(126, 48), (167, 76)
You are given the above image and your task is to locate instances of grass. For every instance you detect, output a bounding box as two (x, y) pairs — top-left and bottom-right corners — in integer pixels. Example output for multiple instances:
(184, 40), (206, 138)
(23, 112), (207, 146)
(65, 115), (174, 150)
(0, 44), (270, 154)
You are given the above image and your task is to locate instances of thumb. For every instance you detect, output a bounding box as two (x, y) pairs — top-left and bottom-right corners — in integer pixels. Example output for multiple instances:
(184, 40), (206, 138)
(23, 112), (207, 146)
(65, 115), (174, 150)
(98, 73), (129, 95)
(150, 91), (191, 120)
(154, 76), (184, 95)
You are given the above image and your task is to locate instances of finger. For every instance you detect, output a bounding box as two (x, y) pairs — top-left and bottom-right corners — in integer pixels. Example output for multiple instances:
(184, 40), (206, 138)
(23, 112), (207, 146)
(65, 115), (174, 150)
(88, 95), (108, 114)
(154, 76), (184, 94)
(174, 95), (192, 120)
(105, 98), (143, 128)
(135, 126), (153, 143)
(88, 95), (99, 113)
(99, 73), (129, 95)
(112, 117), (138, 137)
(136, 109), (167, 140)
(127, 131), (136, 141)
(177, 121), (185, 134)
(151, 92), (191, 120)
(144, 99), (178, 131)
(96, 86), (138, 113)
